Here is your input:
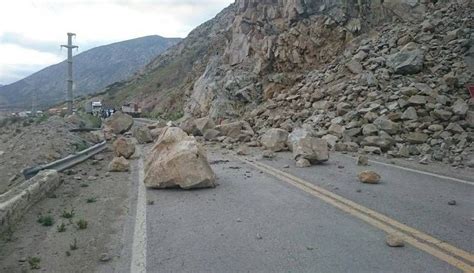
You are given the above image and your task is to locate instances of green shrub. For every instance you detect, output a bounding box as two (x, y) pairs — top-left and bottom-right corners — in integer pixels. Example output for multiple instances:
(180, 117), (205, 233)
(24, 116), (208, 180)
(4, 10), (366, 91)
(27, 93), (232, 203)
(61, 208), (75, 219)
(73, 141), (89, 152)
(57, 223), (66, 232)
(76, 219), (88, 230)
(28, 257), (41, 269)
(37, 215), (54, 226)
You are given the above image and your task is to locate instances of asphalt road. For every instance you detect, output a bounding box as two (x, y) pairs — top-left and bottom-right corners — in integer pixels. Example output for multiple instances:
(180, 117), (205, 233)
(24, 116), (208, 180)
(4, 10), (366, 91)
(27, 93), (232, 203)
(130, 146), (473, 273)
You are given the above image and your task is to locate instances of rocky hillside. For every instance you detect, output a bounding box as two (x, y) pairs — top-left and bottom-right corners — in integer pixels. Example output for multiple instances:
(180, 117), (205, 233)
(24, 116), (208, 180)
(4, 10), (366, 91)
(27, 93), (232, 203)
(107, 0), (474, 166)
(0, 35), (180, 110)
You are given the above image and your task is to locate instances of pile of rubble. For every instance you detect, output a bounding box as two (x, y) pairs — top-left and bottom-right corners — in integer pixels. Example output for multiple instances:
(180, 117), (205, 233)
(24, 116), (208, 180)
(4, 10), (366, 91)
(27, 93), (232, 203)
(105, 112), (217, 190)
(239, 4), (474, 167)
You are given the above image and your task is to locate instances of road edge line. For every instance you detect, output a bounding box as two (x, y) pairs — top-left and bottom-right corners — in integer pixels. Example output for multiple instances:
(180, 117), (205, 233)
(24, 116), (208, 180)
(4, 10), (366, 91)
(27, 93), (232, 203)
(130, 146), (147, 273)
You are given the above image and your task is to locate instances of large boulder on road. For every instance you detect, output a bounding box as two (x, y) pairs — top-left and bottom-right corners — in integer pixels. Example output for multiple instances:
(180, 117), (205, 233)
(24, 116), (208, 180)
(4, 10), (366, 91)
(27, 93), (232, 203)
(293, 136), (329, 164)
(133, 126), (153, 144)
(260, 128), (289, 152)
(113, 137), (136, 159)
(104, 112), (134, 134)
(144, 127), (216, 189)
(288, 128), (312, 152)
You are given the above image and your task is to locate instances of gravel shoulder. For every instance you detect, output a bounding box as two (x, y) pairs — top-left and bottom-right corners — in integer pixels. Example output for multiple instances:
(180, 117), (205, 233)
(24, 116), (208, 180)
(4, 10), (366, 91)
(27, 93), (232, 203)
(0, 148), (134, 273)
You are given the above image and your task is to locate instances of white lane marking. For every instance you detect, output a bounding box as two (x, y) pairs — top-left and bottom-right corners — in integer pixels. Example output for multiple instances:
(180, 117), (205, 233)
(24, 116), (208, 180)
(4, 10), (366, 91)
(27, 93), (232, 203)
(130, 147), (147, 273)
(343, 155), (474, 186)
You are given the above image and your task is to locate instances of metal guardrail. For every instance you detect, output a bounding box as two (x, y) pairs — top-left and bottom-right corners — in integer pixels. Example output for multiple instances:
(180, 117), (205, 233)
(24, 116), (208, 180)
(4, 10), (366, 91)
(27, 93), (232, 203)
(22, 140), (107, 179)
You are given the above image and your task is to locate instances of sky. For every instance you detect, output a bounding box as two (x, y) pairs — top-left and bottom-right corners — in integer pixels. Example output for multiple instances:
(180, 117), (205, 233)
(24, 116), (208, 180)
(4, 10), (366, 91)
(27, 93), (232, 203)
(0, 0), (234, 85)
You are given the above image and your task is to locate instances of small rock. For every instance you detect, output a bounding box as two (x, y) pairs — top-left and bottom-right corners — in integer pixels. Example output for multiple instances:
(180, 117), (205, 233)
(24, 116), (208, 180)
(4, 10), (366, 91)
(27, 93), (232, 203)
(132, 126), (153, 144)
(346, 59), (363, 74)
(74, 176), (82, 180)
(466, 160), (474, 168)
(386, 234), (405, 247)
(419, 156), (430, 165)
(256, 233), (263, 240)
(296, 158), (311, 168)
(260, 128), (289, 152)
(283, 165), (290, 169)
(236, 146), (249, 155)
(262, 150), (276, 159)
(108, 156), (130, 172)
(338, 165), (345, 169)
(8, 174), (18, 183)
(358, 170), (381, 184)
(113, 137), (136, 159)
(357, 155), (369, 166)
(99, 253), (112, 262)
(236, 218), (242, 223)
(448, 200), (456, 206)
(306, 246), (314, 250)
(93, 154), (105, 161)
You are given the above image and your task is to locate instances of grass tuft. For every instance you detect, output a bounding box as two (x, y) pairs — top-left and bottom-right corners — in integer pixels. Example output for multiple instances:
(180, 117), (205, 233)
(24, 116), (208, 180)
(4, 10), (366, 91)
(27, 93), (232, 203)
(37, 215), (54, 226)
(76, 219), (88, 230)
(28, 256), (41, 269)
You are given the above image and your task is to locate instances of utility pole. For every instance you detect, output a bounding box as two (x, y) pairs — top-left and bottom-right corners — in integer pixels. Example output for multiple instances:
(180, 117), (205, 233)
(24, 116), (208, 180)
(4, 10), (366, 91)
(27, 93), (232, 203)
(61, 33), (78, 115)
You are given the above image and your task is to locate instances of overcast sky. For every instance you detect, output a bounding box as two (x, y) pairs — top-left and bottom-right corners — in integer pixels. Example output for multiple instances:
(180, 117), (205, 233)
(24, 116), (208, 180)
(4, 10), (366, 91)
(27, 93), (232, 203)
(0, 0), (234, 85)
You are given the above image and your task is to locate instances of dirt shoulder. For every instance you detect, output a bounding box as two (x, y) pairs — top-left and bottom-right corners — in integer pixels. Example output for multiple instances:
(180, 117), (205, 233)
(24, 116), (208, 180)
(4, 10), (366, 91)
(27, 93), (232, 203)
(0, 115), (102, 195)
(0, 147), (135, 273)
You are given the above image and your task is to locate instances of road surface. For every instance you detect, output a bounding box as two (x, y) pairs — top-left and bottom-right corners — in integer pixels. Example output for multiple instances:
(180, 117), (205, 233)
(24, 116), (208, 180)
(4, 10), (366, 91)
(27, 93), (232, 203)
(120, 141), (473, 273)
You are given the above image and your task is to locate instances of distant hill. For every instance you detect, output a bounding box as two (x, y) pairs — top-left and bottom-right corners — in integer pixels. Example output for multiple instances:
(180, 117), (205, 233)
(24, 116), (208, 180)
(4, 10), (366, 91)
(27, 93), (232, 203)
(0, 35), (180, 110)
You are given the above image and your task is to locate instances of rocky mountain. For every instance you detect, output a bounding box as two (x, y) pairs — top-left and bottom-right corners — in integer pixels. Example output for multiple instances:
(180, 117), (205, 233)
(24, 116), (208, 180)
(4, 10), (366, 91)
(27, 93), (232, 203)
(106, 0), (473, 166)
(0, 35), (180, 110)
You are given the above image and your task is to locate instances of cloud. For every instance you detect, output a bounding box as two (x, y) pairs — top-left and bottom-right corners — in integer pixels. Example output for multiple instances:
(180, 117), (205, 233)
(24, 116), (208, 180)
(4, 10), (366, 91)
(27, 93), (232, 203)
(0, 32), (61, 55)
(0, 0), (234, 85)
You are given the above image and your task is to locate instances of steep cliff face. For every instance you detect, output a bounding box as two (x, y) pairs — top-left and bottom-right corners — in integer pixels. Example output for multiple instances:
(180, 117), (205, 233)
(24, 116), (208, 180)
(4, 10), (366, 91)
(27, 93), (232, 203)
(108, 0), (469, 122)
(184, 0), (431, 119)
(106, 0), (473, 166)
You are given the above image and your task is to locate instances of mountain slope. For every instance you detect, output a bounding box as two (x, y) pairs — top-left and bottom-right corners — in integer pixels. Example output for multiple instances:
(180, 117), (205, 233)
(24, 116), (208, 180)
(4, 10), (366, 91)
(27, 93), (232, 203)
(103, 0), (473, 166)
(0, 35), (180, 110)
(104, 0), (438, 118)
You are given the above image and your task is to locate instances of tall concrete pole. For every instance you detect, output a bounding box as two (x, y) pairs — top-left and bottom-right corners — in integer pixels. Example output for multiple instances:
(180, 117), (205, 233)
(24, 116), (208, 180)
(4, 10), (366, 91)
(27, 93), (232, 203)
(61, 33), (78, 115)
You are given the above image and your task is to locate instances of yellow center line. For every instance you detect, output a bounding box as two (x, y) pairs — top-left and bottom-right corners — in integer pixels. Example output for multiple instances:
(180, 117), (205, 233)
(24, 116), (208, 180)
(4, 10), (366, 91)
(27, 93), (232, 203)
(231, 155), (474, 273)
